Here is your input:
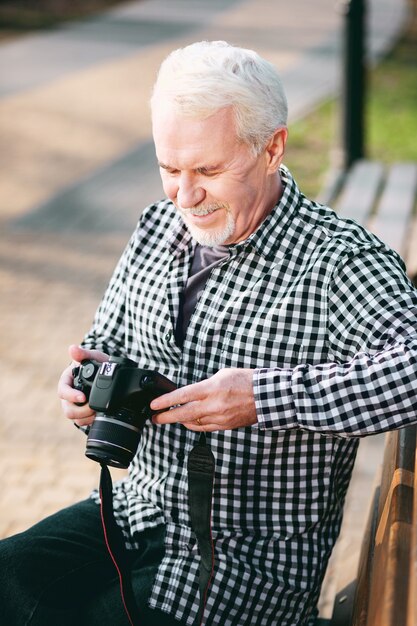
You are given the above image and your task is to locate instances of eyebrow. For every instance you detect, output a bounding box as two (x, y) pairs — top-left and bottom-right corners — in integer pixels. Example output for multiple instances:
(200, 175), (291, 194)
(158, 161), (222, 174)
(158, 162), (173, 171)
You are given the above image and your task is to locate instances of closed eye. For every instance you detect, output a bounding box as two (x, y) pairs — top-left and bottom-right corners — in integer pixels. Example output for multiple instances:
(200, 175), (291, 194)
(158, 162), (222, 177)
(159, 163), (179, 175)
(195, 167), (221, 177)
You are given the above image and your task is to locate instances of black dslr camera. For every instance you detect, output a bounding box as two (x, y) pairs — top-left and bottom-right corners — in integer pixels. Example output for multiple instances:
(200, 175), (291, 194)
(73, 357), (176, 469)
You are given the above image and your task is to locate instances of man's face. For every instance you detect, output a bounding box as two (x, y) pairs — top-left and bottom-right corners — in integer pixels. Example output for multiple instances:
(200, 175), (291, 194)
(152, 104), (286, 246)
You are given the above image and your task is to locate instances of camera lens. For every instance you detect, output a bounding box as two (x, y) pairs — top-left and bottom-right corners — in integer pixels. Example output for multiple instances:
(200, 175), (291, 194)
(85, 412), (141, 469)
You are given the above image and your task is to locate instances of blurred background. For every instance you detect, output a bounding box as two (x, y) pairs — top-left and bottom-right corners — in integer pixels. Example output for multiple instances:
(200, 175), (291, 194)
(0, 0), (416, 616)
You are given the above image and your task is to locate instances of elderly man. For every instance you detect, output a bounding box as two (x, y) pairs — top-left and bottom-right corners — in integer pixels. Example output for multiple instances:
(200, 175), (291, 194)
(1, 41), (416, 626)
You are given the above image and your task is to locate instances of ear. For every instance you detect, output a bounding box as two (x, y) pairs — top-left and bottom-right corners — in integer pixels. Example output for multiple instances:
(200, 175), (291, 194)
(265, 127), (288, 173)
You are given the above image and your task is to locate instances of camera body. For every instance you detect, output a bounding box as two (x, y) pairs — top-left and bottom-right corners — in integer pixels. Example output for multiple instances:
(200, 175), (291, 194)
(73, 357), (176, 468)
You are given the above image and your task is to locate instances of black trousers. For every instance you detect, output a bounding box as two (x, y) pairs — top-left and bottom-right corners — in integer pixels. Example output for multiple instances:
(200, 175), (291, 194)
(0, 498), (186, 626)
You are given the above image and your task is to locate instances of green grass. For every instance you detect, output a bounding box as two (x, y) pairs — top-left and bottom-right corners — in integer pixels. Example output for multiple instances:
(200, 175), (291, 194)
(284, 100), (337, 200)
(368, 30), (417, 162)
(285, 21), (417, 199)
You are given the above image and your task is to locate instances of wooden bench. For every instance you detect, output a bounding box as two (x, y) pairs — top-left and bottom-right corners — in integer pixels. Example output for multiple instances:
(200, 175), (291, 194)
(316, 160), (417, 626)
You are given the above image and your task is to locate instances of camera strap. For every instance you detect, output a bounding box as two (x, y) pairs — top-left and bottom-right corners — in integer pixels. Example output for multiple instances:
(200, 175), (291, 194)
(97, 434), (215, 626)
(188, 432), (216, 626)
(99, 463), (141, 626)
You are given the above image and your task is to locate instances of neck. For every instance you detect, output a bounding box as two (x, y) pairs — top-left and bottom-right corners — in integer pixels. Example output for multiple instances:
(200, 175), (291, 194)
(265, 171), (284, 215)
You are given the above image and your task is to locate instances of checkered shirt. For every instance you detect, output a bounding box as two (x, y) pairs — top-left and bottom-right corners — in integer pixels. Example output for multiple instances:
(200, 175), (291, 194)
(82, 166), (417, 626)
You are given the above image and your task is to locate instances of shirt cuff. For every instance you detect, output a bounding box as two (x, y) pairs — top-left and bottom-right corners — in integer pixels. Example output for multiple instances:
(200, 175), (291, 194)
(253, 368), (298, 430)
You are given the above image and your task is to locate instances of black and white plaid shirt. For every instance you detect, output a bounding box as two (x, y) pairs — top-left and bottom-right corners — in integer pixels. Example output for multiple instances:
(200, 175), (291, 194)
(82, 166), (417, 626)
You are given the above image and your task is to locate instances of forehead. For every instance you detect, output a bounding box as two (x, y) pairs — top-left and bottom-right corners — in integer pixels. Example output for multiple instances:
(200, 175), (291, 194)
(152, 104), (242, 168)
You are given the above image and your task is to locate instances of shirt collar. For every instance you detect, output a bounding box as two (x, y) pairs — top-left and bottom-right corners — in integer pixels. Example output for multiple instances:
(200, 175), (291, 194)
(167, 165), (302, 260)
(167, 212), (195, 257)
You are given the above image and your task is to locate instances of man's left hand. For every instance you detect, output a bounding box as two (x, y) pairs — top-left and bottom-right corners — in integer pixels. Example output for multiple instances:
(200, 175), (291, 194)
(150, 368), (257, 432)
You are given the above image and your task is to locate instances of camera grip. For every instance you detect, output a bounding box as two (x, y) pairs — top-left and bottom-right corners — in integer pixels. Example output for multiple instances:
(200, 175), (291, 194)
(72, 359), (101, 405)
(140, 371), (177, 396)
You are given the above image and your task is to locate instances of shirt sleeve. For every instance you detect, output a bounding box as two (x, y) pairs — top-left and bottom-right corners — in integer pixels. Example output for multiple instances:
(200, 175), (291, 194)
(254, 248), (417, 437)
(80, 229), (137, 356)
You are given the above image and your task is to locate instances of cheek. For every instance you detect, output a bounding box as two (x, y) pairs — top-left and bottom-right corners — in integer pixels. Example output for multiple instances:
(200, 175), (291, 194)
(160, 175), (178, 201)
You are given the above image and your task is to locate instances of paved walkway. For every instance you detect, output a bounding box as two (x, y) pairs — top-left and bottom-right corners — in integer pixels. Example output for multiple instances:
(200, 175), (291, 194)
(0, 0), (409, 617)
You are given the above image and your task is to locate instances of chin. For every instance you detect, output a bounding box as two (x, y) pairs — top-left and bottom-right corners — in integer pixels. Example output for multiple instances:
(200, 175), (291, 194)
(183, 214), (236, 247)
(186, 226), (235, 247)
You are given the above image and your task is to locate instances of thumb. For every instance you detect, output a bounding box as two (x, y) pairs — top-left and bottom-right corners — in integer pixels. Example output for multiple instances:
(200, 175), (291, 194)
(68, 344), (109, 365)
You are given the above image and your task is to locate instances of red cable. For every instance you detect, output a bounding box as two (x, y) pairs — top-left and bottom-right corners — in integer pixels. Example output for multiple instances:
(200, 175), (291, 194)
(100, 486), (137, 626)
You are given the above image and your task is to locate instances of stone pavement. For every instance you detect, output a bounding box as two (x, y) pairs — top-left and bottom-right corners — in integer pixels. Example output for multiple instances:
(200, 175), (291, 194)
(0, 0), (409, 618)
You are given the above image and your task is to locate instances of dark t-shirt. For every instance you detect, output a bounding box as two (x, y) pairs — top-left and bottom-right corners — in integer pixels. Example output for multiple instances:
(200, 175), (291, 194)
(175, 244), (229, 347)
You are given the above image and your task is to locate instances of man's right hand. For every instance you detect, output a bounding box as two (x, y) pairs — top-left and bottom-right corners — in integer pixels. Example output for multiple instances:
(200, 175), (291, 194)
(58, 344), (109, 428)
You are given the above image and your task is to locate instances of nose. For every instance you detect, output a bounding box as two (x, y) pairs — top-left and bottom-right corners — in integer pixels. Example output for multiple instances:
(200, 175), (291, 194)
(177, 173), (205, 209)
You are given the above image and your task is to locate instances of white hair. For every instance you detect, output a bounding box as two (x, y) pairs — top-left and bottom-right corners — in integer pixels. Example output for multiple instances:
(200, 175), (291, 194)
(151, 41), (288, 155)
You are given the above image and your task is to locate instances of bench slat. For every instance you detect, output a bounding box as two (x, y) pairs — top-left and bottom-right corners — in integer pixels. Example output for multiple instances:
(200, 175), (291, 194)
(320, 160), (417, 626)
(353, 427), (417, 626)
(370, 163), (417, 258)
(336, 160), (384, 223)
(376, 428), (416, 526)
(408, 447), (417, 626)
(406, 216), (417, 280)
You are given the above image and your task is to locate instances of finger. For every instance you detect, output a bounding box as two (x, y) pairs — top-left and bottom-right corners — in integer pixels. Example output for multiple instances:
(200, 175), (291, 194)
(150, 380), (207, 412)
(58, 365), (86, 405)
(152, 402), (200, 425)
(61, 398), (95, 422)
(68, 344), (109, 365)
(184, 421), (218, 432)
(59, 345), (109, 405)
(74, 416), (95, 428)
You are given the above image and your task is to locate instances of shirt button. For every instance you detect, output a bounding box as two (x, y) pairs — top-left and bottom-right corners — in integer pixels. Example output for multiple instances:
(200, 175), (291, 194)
(164, 331), (172, 342)
(171, 508), (180, 523)
(176, 451), (185, 461)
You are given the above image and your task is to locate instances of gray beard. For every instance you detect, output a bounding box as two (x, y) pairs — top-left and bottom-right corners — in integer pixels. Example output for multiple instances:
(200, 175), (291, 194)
(178, 204), (236, 247)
